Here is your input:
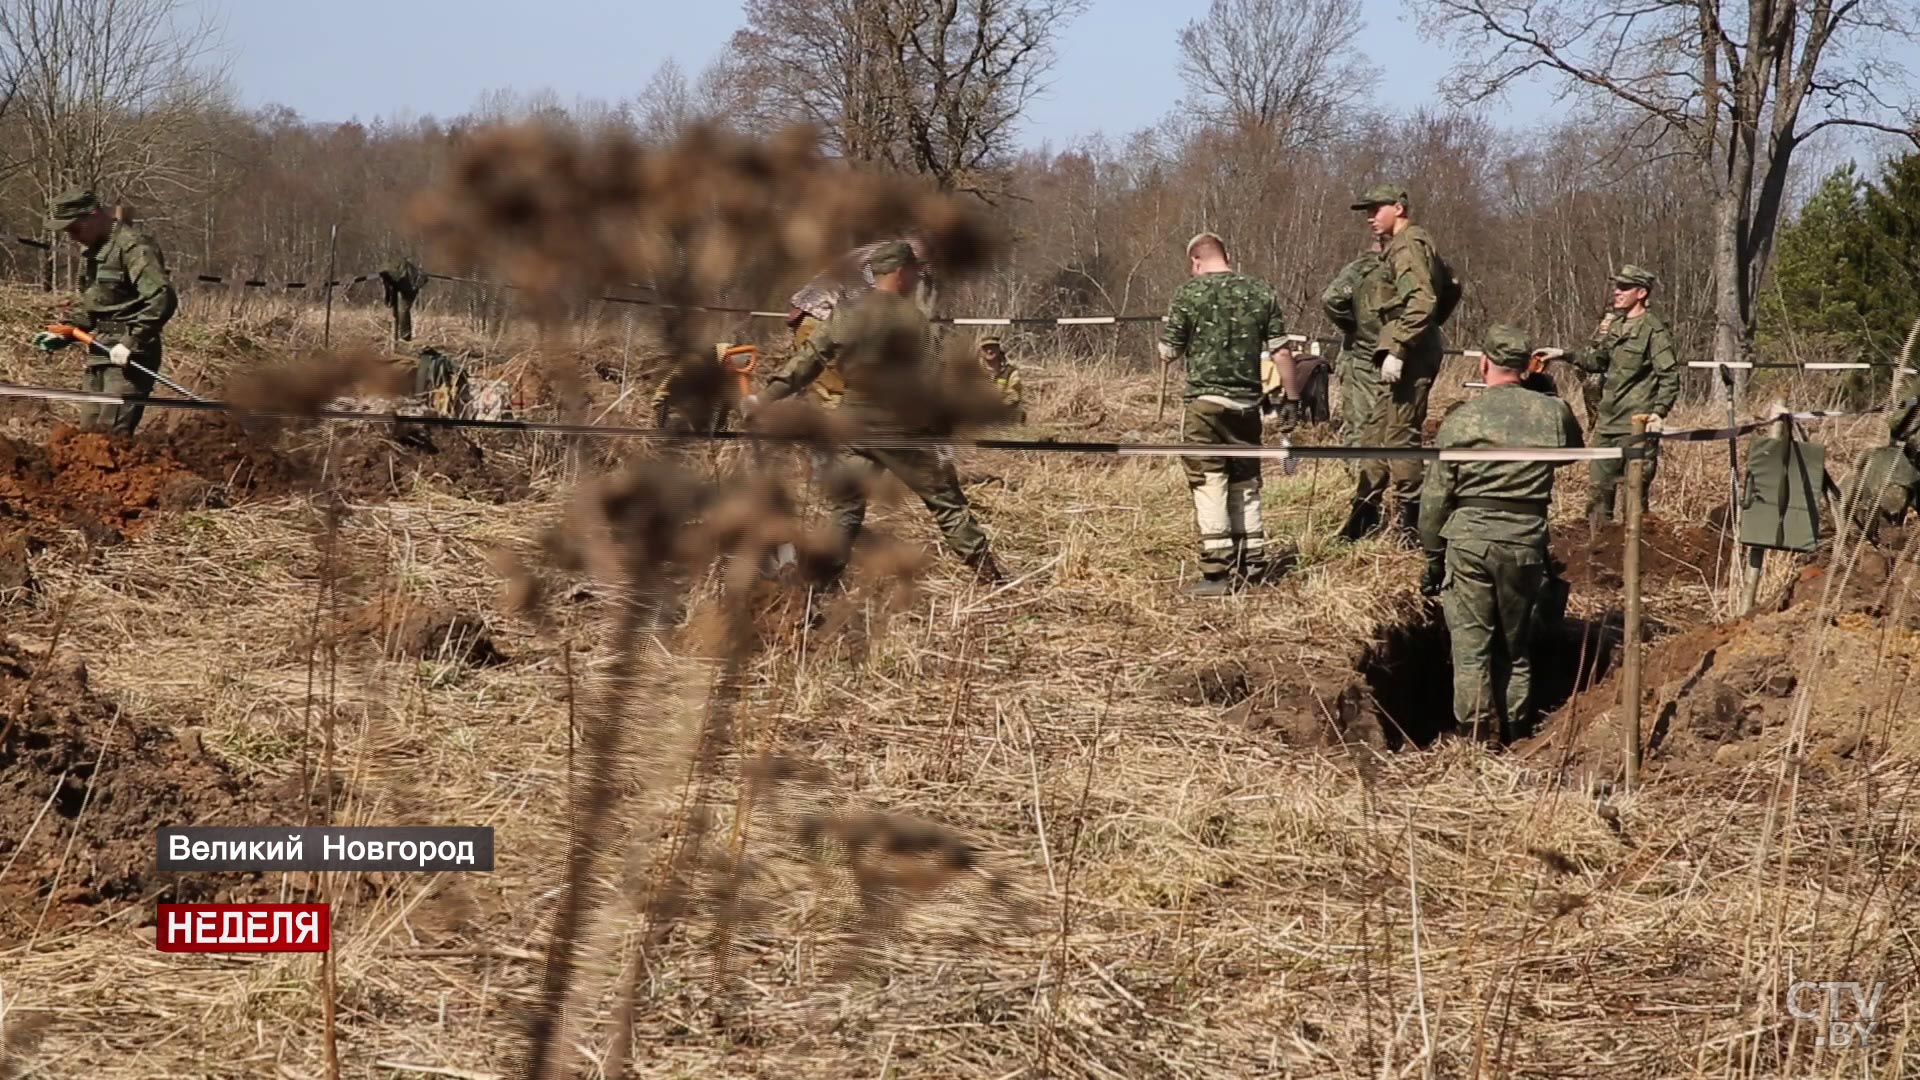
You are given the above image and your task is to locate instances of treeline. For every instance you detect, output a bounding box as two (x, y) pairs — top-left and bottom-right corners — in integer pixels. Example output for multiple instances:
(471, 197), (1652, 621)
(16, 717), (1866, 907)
(0, 0), (1910, 373)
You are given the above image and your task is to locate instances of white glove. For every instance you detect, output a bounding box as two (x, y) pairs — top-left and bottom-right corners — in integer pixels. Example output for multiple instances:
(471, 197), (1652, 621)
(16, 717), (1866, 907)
(107, 343), (132, 368)
(1640, 414), (1664, 434)
(738, 393), (761, 418)
(1379, 353), (1404, 385)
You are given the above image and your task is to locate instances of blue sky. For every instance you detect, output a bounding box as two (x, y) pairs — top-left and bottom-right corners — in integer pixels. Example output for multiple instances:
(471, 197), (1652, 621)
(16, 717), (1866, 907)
(202, 0), (1565, 141)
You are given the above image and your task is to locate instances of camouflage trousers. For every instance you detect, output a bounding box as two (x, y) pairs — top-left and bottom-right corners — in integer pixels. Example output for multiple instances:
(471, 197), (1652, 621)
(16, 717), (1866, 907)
(1353, 372), (1431, 510)
(82, 342), (162, 437)
(1181, 398), (1266, 579)
(1338, 356), (1382, 480)
(1587, 431), (1660, 521)
(1442, 538), (1548, 741)
(823, 444), (990, 581)
(1844, 445), (1919, 540)
(389, 292), (415, 343)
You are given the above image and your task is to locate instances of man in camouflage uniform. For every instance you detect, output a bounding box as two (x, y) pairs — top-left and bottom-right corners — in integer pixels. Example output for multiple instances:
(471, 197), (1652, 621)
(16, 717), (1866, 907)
(1842, 399), (1920, 545)
(1159, 232), (1290, 597)
(1420, 326), (1585, 743)
(975, 336), (1024, 421)
(1323, 235), (1390, 539)
(1349, 185), (1454, 545)
(1573, 265), (1680, 529)
(785, 237), (935, 410)
(35, 191), (177, 436)
(379, 257), (430, 344)
(751, 242), (1002, 586)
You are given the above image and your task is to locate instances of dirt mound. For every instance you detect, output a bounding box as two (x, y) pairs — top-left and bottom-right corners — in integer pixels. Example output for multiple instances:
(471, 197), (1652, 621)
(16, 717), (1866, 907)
(1525, 547), (1920, 780)
(1, 415), (529, 547)
(318, 425), (528, 503)
(1554, 515), (1728, 591)
(344, 593), (508, 666)
(0, 426), (210, 545)
(0, 637), (303, 943)
(160, 413), (305, 497)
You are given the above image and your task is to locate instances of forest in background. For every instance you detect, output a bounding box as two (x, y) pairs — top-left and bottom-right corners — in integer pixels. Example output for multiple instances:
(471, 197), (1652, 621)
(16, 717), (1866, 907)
(0, 0), (1915, 376)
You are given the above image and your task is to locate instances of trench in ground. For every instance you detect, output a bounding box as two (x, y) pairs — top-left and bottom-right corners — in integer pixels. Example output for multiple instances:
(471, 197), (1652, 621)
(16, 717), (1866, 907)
(1359, 608), (1622, 749)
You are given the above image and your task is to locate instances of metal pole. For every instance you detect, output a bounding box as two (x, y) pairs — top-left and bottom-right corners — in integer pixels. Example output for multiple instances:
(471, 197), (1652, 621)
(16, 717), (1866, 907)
(1622, 415), (1647, 790)
(321, 224), (339, 350)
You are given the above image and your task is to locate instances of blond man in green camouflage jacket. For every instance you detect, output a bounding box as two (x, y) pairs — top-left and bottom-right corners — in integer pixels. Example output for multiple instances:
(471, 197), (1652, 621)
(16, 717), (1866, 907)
(1159, 232), (1290, 597)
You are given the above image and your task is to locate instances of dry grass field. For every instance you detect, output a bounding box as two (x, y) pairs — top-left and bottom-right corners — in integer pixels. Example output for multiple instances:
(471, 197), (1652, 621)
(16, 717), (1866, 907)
(2, 195), (1918, 1076)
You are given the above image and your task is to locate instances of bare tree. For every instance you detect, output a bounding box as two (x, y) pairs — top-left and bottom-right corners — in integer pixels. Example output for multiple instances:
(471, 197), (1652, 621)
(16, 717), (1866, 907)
(0, 0), (226, 205)
(1177, 0), (1377, 147)
(1424, 0), (1920, 391)
(722, 0), (1088, 198)
(0, 0), (226, 284)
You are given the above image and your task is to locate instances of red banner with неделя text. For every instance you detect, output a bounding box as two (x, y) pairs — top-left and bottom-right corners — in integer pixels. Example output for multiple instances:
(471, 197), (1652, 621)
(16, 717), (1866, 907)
(156, 903), (330, 953)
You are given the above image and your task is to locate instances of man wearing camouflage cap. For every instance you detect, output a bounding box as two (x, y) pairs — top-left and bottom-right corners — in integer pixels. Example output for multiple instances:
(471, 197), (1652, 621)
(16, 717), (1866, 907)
(1348, 184), (1460, 545)
(1419, 325), (1585, 743)
(34, 190), (177, 436)
(784, 236), (936, 410)
(751, 241), (1003, 587)
(1159, 231), (1291, 597)
(975, 336), (1024, 421)
(1572, 264), (1680, 530)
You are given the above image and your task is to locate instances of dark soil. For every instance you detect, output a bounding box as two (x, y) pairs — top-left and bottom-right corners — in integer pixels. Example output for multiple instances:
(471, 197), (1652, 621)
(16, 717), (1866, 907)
(1553, 515), (1729, 591)
(317, 425), (529, 504)
(0, 414), (530, 547)
(1523, 542), (1920, 781)
(0, 637), (304, 944)
(345, 592), (508, 667)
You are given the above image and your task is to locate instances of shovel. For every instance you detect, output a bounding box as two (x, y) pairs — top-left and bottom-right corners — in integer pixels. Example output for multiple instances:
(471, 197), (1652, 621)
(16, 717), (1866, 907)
(45, 323), (205, 401)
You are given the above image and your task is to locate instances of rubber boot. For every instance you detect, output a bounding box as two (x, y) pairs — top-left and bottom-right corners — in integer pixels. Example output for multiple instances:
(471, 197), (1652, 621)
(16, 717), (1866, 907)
(967, 549), (1007, 586)
(1389, 498), (1421, 547)
(1336, 499), (1381, 543)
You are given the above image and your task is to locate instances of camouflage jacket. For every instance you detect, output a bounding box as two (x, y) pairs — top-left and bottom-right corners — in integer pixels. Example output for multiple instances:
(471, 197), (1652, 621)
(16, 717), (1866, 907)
(763, 288), (936, 427)
(1160, 270), (1287, 404)
(1357, 224), (1444, 373)
(789, 240), (936, 322)
(77, 222), (176, 349)
(1322, 251), (1387, 362)
(1419, 383), (1584, 549)
(983, 359), (1023, 408)
(1572, 311), (1680, 435)
(380, 258), (428, 299)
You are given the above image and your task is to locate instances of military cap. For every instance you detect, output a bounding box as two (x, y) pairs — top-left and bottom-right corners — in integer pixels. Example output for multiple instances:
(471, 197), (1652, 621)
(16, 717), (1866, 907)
(1185, 231), (1227, 256)
(45, 189), (101, 230)
(1611, 264), (1658, 289)
(1481, 324), (1533, 369)
(977, 335), (1003, 349)
(1350, 183), (1410, 210)
(869, 240), (919, 275)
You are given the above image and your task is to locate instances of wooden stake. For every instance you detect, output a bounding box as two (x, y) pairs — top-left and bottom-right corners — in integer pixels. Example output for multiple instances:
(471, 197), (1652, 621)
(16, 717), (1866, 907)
(1156, 359), (1170, 427)
(321, 224), (339, 350)
(1622, 416), (1647, 791)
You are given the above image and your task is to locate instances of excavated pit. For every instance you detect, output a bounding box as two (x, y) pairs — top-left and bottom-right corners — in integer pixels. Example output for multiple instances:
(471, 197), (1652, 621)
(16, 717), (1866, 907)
(1356, 608), (1621, 750)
